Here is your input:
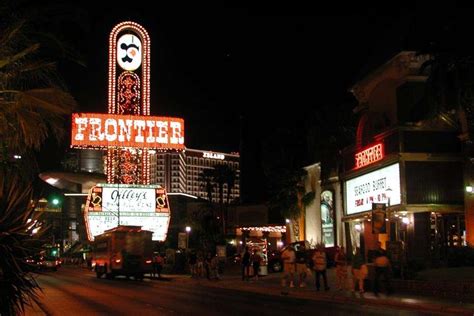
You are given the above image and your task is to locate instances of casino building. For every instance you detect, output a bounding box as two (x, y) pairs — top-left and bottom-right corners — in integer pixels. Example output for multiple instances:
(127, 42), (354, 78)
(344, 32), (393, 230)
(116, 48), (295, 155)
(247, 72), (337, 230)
(341, 52), (465, 267)
(151, 148), (240, 202)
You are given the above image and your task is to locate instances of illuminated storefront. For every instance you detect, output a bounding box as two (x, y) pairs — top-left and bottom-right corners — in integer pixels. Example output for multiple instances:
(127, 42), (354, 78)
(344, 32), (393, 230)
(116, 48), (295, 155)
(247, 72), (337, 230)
(343, 128), (464, 266)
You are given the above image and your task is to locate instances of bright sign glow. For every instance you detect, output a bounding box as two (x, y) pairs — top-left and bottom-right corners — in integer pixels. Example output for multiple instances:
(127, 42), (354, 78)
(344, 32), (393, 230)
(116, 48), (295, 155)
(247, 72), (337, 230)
(345, 163), (401, 215)
(355, 143), (384, 169)
(203, 152), (225, 160)
(84, 184), (170, 241)
(71, 113), (185, 149)
(117, 34), (142, 71)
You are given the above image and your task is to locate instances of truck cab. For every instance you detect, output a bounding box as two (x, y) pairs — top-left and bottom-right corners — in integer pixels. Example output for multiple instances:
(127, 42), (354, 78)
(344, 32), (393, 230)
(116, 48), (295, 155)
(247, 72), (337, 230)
(92, 225), (154, 280)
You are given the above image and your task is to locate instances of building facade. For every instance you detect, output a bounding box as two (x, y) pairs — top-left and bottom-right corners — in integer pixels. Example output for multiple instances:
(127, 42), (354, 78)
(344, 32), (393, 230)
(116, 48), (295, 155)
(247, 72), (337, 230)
(342, 52), (465, 268)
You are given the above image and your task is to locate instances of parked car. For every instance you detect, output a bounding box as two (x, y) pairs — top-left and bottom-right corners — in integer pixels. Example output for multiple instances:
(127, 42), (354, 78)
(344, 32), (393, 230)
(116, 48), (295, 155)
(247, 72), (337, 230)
(233, 250), (283, 273)
(38, 256), (61, 271)
(267, 249), (283, 272)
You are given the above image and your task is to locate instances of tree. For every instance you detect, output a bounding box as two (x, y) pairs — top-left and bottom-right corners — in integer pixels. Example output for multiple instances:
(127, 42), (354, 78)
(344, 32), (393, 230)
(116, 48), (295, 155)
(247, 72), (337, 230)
(198, 168), (215, 203)
(212, 164), (237, 205)
(268, 167), (314, 241)
(0, 3), (80, 313)
(0, 19), (76, 165)
(0, 172), (42, 315)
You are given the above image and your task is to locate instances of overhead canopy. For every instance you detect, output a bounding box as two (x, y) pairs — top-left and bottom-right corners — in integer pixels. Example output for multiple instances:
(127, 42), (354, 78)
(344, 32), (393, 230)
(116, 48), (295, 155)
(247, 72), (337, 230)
(39, 171), (105, 193)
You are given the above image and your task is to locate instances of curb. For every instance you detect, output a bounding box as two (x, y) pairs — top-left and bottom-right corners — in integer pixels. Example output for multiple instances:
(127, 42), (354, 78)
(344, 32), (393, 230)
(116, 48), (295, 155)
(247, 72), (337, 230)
(196, 278), (474, 316)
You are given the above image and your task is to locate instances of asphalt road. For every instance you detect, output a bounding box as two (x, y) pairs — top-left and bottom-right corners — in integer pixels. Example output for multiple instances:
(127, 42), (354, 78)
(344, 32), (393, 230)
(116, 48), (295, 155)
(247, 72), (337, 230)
(29, 266), (428, 316)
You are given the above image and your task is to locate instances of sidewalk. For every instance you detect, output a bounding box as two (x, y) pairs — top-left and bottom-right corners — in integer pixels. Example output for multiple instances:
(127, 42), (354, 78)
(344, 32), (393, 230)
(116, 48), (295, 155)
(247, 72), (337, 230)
(182, 267), (474, 316)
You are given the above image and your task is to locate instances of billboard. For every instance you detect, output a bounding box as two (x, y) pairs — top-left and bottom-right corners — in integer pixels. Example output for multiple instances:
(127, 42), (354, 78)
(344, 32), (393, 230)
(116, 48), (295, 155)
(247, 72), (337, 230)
(84, 184), (170, 241)
(345, 163), (401, 215)
(71, 113), (185, 150)
(321, 190), (335, 247)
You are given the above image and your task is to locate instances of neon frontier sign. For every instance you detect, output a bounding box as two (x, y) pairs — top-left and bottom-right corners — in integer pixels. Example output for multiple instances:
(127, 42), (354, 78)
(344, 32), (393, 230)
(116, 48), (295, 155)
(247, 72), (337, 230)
(354, 143), (384, 169)
(71, 113), (184, 149)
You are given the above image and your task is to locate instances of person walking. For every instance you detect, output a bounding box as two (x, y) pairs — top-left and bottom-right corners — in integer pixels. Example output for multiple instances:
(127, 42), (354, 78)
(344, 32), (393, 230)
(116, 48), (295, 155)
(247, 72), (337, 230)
(196, 251), (204, 278)
(373, 241), (392, 295)
(188, 251), (197, 277)
(241, 246), (251, 281)
(250, 249), (262, 281)
(351, 247), (367, 294)
(312, 244), (330, 291)
(210, 254), (220, 280)
(152, 252), (164, 279)
(280, 245), (296, 295)
(204, 252), (213, 280)
(335, 246), (348, 291)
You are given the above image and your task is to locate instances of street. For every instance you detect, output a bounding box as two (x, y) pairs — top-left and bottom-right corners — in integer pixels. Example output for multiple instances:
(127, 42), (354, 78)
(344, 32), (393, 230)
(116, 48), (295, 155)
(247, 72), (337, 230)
(27, 266), (429, 316)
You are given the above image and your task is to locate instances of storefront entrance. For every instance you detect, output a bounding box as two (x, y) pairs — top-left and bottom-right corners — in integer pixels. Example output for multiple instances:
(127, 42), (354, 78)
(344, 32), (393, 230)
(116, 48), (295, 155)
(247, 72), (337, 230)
(429, 212), (465, 266)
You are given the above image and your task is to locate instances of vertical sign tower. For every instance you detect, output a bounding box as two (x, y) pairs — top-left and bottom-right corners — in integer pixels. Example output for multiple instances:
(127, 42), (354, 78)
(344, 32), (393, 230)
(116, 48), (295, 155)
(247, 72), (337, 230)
(107, 22), (151, 185)
(71, 21), (185, 241)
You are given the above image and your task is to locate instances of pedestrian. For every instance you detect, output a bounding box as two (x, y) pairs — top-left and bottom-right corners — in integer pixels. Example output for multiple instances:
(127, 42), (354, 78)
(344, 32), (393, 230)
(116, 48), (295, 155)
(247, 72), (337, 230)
(241, 246), (251, 281)
(251, 249), (262, 281)
(188, 251), (197, 277)
(204, 252), (212, 280)
(335, 246), (348, 291)
(351, 247), (367, 294)
(373, 241), (392, 295)
(152, 252), (164, 279)
(280, 245), (296, 294)
(295, 244), (308, 288)
(312, 244), (330, 291)
(196, 251), (204, 278)
(210, 254), (220, 280)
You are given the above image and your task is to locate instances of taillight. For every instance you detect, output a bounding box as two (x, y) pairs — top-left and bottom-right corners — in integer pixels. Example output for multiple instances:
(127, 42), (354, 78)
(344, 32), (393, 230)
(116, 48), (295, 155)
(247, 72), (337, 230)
(115, 259), (121, 263)
(145, 259), (152, 264)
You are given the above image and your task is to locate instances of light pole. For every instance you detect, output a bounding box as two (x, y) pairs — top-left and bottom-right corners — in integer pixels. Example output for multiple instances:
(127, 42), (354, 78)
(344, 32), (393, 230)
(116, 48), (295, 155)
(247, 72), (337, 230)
(185, 226), (191, 249)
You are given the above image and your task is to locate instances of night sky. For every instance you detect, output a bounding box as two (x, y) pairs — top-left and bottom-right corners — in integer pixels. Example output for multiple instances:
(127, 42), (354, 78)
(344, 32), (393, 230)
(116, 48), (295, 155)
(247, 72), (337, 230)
(28, 3), (474, 173)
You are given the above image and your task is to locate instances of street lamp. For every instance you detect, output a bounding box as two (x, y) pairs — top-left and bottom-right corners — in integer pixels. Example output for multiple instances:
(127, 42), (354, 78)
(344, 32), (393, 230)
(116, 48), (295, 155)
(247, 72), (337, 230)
(185, 226), (191, 249)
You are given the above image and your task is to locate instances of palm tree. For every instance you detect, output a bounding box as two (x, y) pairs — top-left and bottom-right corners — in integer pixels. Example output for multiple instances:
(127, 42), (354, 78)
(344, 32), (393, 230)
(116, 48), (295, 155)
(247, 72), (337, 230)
(0, 20), (76, 163)
(0, 7), (78, 314)
(198, 168), (215, 203)
(268, 167), (315, 241)
(212, 164), (237, 205)
(0, 172), (42, 315)
(224, 167), (237, 205)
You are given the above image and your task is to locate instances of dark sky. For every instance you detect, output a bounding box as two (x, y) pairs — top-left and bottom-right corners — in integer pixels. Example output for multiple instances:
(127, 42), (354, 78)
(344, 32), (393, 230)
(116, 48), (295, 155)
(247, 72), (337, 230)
(58, 6), (410, 153)
(30, 3), (474, 172)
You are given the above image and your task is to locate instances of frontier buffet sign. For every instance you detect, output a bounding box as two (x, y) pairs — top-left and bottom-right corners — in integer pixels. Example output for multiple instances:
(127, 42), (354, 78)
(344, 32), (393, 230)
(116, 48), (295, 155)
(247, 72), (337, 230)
(345, 163), (401, 215)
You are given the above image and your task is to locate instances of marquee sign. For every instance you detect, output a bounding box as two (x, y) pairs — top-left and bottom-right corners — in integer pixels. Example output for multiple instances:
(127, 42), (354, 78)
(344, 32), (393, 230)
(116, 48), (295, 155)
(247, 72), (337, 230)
(345, 163), (401, 215)
(84, 184), (170, 241)
(355, 143), (384, 169)
(71, 113), (185, 149)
